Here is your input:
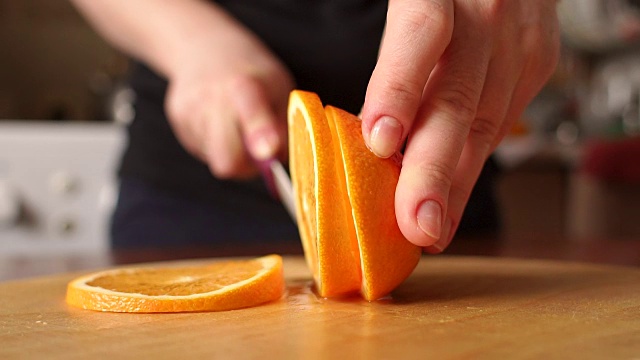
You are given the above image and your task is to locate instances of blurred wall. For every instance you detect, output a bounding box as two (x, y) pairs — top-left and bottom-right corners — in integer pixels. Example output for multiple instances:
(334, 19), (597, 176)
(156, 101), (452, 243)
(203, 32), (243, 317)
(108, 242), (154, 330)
(0, 0), (128, 121)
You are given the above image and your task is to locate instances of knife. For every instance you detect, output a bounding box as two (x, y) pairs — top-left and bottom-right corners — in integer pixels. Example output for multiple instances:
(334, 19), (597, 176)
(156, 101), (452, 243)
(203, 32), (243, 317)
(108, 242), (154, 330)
(256, 159), (297, 222)
(270, 160), (297, 221)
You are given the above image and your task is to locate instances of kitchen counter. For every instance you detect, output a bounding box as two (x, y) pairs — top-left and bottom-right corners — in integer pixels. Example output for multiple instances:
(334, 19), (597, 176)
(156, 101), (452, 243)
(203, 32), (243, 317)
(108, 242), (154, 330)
(1, 254), (639, 359)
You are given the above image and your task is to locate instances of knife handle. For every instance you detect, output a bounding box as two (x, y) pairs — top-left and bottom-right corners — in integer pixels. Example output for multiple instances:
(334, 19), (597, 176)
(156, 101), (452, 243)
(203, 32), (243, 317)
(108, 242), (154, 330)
(254, 158), (279, 200)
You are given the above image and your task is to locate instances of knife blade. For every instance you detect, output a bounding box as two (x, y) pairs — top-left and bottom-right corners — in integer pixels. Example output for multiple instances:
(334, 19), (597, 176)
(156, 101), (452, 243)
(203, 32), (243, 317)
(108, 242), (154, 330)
(253, 155), (297, 222)
(269, 160), (297, 222)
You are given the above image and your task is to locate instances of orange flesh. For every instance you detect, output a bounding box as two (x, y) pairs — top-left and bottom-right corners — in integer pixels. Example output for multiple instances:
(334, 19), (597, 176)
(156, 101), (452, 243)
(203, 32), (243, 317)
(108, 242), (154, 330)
(86, 261), (263, 296)
(66, 255), (285, 313)
(325, 107), (362, 279)
(288, 91), (361, 297)
(291, 108), (319, 275)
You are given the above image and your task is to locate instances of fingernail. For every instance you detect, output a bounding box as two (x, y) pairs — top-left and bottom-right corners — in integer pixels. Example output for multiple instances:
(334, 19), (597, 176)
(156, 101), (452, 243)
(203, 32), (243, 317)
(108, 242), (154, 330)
(369, 116), (402, 158)
(427, 218), (452, 254)
(442, 218), (452, 243)
(252, 133), (278, 160)
(430, 241), (445, 253)
(417, 200), (442, 240)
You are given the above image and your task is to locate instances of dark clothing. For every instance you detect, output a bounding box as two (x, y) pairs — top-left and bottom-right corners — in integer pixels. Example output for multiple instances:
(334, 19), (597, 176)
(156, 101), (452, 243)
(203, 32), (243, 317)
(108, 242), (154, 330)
(111, 177), (301, 249)
(111, 0), (499, 249)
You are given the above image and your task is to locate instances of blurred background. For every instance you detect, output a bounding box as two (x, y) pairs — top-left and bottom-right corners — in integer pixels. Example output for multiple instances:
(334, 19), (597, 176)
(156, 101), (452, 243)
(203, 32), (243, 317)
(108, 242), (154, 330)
(1, 0), (639, 262)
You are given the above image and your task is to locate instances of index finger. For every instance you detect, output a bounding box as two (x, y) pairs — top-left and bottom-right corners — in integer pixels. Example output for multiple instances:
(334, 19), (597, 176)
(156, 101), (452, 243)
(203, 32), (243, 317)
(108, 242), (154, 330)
(228, 75), (282, 162)
(361, 0), (453, 158)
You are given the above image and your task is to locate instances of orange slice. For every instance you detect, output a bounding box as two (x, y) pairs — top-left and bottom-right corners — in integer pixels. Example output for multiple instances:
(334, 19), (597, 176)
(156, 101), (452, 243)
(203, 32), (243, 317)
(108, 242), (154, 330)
(66, 254), (284, 313)
(288, 90), (361, 297)
(288, 90), (421, 301)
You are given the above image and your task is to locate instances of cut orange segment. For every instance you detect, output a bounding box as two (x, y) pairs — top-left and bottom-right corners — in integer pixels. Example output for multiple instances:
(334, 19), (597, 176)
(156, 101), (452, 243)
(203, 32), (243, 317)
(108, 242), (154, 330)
(288, 90), (421, 301)
(66, 254), (284, 313)
(325, 105), (423, 300)
(288, 90), (361, 297)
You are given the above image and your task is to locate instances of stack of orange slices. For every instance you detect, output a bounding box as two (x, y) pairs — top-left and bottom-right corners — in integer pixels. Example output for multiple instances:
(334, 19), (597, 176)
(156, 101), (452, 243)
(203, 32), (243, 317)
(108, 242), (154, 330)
(288, 90), (421, 301)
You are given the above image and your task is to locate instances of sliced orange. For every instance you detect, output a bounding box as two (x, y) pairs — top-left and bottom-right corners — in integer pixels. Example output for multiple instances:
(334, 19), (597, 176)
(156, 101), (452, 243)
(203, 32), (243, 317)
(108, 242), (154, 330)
(288, 90), (361, 297)
(66, 254), (284, 313)
(288, 90), (421, 301)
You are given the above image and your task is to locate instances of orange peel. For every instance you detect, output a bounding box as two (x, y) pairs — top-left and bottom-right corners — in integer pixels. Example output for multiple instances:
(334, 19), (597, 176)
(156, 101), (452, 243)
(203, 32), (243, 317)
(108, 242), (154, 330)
(288, 90), (421, 300)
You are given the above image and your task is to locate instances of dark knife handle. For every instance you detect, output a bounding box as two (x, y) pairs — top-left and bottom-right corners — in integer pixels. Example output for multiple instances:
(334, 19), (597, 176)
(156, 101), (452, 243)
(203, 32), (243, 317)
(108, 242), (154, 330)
(255, 158), (279, 200)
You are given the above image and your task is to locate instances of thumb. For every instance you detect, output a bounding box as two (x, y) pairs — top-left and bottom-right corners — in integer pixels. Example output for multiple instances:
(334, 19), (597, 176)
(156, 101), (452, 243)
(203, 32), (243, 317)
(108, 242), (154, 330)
(228, 76), (281, 161)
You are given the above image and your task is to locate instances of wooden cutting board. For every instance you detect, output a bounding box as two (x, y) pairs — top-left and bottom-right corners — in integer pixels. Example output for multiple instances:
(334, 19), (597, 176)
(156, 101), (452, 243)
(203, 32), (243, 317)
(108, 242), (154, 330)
(1, 256), (639, 359)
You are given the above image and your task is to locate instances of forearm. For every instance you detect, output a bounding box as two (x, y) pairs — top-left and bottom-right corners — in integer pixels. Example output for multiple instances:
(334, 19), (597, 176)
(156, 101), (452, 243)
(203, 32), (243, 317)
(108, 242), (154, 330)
(71, 0), (258, 80)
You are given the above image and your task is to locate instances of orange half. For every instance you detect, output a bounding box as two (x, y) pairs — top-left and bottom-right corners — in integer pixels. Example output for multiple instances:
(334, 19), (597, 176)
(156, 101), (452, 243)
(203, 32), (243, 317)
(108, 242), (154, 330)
(288, 90), (421, 300)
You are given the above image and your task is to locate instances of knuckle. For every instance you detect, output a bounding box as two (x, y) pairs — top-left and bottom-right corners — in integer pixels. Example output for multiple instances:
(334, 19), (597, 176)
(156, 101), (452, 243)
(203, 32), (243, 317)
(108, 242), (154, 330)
(470, 117), (500, 144)
(434, 83), (478, 120)
(166, 85), (213, 125)
(420, 160), (455, 191)
(381, 73), (424, 108)
(520, 27), (561, 88)
(203, 141), (244, 180)
(399, 1), (451, 35)
(489, 0), (508, 14)
(521, 23), (558, 65)
(543, 32), (561, 77)
(165, 94), (187, 124)
(226, 73), (259, 96)
(484, 0), (510, 21)
(525, 28), (545, 55)
(208, 158), (240, 180)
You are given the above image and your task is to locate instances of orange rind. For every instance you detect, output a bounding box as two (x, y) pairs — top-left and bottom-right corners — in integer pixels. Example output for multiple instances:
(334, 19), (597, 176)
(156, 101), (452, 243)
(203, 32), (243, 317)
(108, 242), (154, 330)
(288, 90), (421, 301)
(66, 254), (285, 312)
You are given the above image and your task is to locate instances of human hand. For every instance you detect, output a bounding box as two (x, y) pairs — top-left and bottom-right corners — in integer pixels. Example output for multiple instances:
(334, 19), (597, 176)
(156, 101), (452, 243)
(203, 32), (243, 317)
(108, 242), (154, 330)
(69, 0), (294, 179)
(165, 18), (293, 179)
(361, 0), (560, 252)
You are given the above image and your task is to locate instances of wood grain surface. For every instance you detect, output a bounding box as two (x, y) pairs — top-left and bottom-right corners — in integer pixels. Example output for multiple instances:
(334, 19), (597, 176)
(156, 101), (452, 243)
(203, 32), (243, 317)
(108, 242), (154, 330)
(1, 256), (639, 359)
